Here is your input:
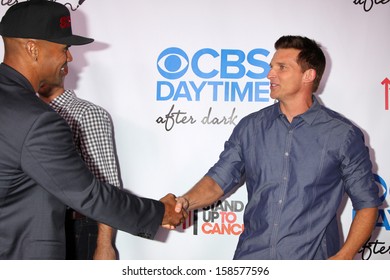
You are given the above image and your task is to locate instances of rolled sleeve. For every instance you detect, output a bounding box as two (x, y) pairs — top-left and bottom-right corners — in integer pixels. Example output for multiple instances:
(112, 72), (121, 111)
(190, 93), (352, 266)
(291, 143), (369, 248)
(206, 125), (246, 194)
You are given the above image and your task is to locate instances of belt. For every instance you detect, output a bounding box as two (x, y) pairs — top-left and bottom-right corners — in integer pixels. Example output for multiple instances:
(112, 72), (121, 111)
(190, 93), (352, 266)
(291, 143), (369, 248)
(67, 209), (86, 220)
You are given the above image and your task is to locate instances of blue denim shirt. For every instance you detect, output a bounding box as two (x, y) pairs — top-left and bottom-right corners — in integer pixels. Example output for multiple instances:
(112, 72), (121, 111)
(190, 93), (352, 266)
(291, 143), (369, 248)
(206, 97), (381, 259)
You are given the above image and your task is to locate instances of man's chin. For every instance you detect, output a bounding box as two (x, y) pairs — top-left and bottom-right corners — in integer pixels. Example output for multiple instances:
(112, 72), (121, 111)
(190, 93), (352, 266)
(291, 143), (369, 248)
(270, 92), (278, 100)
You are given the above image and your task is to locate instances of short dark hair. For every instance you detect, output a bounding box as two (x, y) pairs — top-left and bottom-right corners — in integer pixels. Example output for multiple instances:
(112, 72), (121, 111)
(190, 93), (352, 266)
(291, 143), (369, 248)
(274, 35), (326, 92)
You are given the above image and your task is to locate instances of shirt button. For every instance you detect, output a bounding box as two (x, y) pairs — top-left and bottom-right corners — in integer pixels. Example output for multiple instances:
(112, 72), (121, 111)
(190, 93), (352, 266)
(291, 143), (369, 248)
(278, 200), (283, 204)
(284, 152), (289, 156)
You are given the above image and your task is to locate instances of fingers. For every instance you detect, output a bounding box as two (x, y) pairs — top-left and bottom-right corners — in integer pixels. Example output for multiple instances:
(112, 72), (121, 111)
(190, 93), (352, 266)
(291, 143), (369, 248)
(161, 224), (176, 230)
(160, 193), (188, 229)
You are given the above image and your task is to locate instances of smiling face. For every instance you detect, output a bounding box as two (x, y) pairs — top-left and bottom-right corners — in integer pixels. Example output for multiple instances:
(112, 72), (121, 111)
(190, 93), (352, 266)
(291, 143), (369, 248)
(267, 48), (308, 102)
(37, 40), (72, 89)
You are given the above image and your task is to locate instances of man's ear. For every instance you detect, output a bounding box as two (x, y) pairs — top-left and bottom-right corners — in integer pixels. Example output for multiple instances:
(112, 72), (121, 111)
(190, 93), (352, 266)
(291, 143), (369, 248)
(303, 68), (316, 83)
(25, 40), (39, 62)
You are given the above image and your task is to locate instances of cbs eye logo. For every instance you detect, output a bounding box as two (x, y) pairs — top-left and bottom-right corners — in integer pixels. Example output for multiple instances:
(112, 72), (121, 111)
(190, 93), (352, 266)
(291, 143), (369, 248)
(157, 47), (271, 81)
(157, 48), (189, 80)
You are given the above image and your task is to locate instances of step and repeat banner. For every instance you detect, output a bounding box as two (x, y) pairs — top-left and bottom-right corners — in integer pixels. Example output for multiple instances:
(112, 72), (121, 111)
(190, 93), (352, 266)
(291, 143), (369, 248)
(0, 0), (389, 260)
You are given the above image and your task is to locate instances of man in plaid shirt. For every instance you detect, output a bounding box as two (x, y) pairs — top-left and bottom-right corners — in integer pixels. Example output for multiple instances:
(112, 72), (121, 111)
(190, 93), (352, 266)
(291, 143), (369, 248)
(39, 75), (121, 260)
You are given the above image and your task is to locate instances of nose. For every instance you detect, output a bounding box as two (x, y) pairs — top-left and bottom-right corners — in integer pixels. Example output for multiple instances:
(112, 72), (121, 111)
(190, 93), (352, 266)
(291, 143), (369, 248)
(66, 50), (73, 62)
(267, 67), (275, 80)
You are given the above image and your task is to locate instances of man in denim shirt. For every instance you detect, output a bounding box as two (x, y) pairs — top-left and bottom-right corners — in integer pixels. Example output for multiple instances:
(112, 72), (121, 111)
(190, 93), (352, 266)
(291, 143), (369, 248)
(175, 35), (381, 259)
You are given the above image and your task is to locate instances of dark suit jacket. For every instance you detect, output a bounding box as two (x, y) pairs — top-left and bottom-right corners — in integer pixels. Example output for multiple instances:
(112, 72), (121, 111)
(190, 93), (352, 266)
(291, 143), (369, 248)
(0, 63), (164, 259)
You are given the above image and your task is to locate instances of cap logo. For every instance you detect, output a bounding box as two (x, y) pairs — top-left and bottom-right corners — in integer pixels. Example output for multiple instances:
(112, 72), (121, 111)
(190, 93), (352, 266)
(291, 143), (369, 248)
(59, 16), (71, 29)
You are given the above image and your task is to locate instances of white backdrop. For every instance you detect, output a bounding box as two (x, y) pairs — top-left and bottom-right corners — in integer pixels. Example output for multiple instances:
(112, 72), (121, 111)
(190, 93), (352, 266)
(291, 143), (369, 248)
(0, 0), (389, 260)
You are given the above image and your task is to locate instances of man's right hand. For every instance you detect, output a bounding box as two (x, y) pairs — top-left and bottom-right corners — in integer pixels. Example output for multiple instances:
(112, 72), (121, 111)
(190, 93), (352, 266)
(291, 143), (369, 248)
(160, 193), (187, 229)
(175, 196), (189, 213)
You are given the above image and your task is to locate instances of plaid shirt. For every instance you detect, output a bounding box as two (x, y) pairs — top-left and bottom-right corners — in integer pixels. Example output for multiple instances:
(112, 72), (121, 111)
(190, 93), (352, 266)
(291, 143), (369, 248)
(50, 90), (121, 188)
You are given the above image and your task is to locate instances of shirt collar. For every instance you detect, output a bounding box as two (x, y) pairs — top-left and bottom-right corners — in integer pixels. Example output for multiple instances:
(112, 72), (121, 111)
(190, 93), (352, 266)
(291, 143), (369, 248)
(272, 95), (321, 125)
(300, 96), (321, 125)
(49, 89), (75, 111)
(270, 101), (282, 121)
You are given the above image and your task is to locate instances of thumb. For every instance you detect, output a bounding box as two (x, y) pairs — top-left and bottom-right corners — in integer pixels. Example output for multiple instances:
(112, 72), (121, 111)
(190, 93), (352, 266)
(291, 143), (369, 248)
(175, 197), (188, 213)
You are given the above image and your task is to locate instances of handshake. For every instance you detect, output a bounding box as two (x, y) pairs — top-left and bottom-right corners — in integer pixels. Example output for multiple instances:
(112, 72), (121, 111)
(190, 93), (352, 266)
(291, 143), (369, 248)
(159, 193), (189, 229)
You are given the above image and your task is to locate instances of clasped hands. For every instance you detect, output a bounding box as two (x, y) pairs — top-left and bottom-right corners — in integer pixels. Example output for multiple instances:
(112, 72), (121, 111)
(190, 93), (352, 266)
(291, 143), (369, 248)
(160, 193), (189, 229)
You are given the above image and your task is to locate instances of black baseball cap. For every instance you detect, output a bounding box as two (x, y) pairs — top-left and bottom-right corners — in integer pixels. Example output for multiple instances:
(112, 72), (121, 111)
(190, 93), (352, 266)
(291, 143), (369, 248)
(0, 0), (94, 45)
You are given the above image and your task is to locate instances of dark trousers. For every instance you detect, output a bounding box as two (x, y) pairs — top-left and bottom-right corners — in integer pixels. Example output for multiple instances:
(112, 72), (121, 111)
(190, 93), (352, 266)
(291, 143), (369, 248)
(65, 211), (98, 260)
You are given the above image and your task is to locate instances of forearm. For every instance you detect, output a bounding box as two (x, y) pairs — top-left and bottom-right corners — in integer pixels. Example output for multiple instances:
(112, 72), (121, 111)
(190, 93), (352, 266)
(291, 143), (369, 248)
(97, 223), (114, 244)
(183, 176), (224, 211)
(330, 207), (378, 260)
(94, 223), (116, 260)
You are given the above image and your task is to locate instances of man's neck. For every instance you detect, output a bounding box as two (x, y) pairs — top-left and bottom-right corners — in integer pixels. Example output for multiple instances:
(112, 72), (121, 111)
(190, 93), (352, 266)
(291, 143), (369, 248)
(279, 95), (313, 122)
(39, 87), (65, 104)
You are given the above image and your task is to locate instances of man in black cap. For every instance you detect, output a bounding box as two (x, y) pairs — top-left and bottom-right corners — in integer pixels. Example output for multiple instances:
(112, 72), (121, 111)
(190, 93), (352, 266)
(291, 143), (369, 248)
(0, 0), (186, 259)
